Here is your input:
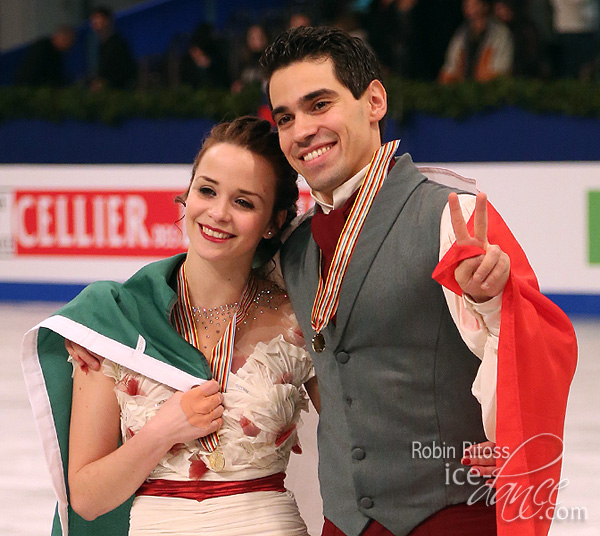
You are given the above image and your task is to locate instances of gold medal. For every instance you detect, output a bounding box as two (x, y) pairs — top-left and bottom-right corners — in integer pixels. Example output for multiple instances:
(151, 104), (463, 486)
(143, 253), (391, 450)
(312, 332), (326, 353)
(208, 450), (225, 472)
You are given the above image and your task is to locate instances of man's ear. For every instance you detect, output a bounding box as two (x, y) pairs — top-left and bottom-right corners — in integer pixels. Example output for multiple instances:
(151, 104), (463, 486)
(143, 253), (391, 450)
(365, 79), (387, 124)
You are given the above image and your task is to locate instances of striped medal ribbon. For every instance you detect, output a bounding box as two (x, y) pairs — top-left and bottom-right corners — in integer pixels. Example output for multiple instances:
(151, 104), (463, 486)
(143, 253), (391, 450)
(310, 140), (400, 353)
(178, 263), (258, 452)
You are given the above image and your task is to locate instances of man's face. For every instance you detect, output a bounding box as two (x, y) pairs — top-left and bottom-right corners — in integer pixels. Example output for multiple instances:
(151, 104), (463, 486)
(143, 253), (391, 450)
(90, 13), (110, 34)
(269, 58), (386, 202)
(52, 31), (74, 52)
(463, 0), (489, 20)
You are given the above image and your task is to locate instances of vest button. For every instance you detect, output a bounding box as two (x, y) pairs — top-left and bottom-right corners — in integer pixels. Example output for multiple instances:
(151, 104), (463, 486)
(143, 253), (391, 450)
(336, 351), (349, 364)
(352, 448), (365, 460)
(359, 496), (374, 509)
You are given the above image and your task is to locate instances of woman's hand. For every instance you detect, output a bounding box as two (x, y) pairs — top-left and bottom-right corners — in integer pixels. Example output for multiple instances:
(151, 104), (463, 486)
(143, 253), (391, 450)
(68, 377), (224, 521)
(462, 440), (498, 486)
(149, 380), (225, 446)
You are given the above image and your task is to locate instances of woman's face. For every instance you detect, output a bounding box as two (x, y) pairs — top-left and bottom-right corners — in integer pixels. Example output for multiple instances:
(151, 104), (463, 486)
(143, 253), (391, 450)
(185, 143), (278, 270)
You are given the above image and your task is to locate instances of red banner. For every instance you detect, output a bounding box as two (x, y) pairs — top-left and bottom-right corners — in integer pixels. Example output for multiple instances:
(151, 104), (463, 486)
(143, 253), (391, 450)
(14, 190), (187, 257)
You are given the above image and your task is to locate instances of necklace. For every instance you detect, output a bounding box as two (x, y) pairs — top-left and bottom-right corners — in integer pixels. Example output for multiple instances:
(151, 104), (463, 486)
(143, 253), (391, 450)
(191, 302), (239, 336)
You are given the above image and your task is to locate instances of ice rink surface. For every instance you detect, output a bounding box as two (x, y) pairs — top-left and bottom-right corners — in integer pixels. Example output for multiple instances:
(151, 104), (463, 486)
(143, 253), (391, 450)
(1, 302), (598, 536)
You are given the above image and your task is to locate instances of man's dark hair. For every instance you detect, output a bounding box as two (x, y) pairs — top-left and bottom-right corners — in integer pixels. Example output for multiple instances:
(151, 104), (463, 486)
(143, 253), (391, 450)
(260, 26), (386, 135)
(260, 26), (382, 99)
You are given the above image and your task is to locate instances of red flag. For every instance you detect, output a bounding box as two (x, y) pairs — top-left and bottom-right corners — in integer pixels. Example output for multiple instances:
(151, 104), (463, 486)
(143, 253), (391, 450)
(432, 202), (577, 536)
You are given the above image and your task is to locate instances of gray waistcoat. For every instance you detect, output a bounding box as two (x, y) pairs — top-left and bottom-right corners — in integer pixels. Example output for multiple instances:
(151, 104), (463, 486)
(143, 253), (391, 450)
(281, 154), (487, 536)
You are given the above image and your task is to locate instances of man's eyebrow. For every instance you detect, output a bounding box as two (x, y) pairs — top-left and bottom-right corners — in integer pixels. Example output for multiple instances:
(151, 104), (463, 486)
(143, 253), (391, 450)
(271, 88), (338, 118)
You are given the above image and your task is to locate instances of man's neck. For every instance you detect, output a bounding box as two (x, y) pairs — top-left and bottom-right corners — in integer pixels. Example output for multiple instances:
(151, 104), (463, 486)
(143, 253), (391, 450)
(311, 165), (369, 215)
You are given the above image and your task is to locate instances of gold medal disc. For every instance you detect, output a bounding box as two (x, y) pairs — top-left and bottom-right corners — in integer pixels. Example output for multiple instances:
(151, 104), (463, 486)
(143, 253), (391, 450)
(208, 451), (225, 472)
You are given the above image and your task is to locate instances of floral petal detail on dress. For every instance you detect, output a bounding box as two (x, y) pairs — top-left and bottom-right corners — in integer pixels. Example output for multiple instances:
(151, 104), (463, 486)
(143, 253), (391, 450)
(275, 424), (296, 447)
(124, 376), (140, 396)
(240, 416), (261, 437)
(189, 454), (209, 480)
(169, 443), (186, 456)
(116, 374), (142, 396)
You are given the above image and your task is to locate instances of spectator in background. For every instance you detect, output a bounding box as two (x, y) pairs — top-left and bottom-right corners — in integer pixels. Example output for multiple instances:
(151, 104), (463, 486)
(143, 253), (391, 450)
(368, 0), (463, 81)
(550, 0), (600, 79)
(288, 12), (313, 29)
(317, 0), (353, 25)
(15, 25), (75, 87)
(179, 23), (231, 89)
(527, 0), (555, 50)
(231, 24), (270, 93)
(439, 0), (513, 83)
(493, 0), (551, 78)
(365, 0), (425, 78)
(331, 10), (370, 43)
(89, 6), (137, 90)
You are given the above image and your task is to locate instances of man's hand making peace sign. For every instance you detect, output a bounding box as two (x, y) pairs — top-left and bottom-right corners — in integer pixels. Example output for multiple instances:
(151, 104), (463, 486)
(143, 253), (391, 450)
(449, 192), (511, 303)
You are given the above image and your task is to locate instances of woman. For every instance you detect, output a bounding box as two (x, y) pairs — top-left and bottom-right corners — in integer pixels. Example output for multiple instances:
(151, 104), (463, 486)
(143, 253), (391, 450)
(23, 116), (318, 536)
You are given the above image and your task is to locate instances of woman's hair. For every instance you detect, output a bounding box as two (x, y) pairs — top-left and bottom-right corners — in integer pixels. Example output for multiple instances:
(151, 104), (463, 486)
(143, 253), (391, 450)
(177, 115), (299, 269)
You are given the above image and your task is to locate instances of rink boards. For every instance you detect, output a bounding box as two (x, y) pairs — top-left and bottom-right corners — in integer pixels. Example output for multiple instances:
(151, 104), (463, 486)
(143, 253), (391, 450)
(0, 162), (598, 314)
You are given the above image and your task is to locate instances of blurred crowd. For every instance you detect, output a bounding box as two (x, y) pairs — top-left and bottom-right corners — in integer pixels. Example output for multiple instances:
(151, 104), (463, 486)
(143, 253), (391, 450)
(13, 0), (600, 91)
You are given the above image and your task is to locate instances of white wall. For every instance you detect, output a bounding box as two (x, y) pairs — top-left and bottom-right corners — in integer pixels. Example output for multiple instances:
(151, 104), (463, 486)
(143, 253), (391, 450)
(1, 162), (598, 295)
(442, 162), (600, 294)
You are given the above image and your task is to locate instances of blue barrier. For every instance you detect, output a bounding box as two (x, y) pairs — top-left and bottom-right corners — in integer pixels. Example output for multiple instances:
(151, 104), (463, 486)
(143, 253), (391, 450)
(2, 280), (597, 317)
(2, 107), (599, 164)
(0, 117), (215, 164)
(545, 294), (600, 317)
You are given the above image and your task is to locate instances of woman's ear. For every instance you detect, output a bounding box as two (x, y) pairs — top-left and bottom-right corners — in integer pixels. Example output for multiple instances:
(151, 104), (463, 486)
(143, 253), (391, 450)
(264, 209), (287, 239)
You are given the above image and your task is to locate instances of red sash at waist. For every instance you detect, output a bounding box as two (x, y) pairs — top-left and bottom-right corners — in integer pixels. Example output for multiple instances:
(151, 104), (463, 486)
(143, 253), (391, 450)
(136, 472), (286, 502)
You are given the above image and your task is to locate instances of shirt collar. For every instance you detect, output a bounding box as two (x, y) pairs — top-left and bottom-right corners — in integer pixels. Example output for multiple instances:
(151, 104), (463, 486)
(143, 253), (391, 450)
(309, 165), (369, 215)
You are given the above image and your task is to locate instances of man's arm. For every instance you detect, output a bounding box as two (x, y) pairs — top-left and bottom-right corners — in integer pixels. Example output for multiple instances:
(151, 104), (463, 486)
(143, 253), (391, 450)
(439, 192), (510, 441)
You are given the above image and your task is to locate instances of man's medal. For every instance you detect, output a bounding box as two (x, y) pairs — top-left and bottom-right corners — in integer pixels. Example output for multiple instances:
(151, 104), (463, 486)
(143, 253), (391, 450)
(310, 140), (400, 354)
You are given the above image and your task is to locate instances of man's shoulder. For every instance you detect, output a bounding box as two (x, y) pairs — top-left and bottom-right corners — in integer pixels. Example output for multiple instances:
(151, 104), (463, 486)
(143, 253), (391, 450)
(280, 210), (314, 264)
(386, 155), (476, 208)
(282, 208), (314, 244)
(416, 165), (478, 195)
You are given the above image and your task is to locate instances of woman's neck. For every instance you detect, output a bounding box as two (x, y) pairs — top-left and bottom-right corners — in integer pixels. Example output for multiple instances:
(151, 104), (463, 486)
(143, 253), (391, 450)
(184, 253), (253, 309)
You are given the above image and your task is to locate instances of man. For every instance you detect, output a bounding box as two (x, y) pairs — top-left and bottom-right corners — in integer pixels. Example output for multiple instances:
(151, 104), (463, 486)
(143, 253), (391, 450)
(439, 0), (513, 83)
(16, 25), (75, 87)
(88, 6), (136, 90)
(260, 26), (576, 536)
